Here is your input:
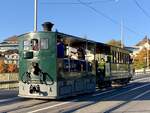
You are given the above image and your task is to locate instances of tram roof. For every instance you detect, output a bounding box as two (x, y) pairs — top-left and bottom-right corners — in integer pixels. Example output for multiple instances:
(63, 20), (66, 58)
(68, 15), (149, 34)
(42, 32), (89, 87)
(17, 31), (131, 52)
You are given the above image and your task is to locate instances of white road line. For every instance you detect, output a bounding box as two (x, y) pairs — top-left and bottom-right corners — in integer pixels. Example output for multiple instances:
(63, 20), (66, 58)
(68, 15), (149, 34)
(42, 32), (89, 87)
(102, 83), (150, 99)
(27, 83), (150, 113)
(133, 90), (150, 100)
(92, 89), (116, 96)
(28, 89), (117, 113)
(133, 77), (150, 82)
(0, 97), (20, 103)
(93, 78), (150, 97)
(27, 99), (78, 113)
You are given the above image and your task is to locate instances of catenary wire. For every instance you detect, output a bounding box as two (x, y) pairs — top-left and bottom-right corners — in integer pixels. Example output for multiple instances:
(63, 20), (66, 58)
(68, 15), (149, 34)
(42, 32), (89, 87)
(77, 0), (143, 37)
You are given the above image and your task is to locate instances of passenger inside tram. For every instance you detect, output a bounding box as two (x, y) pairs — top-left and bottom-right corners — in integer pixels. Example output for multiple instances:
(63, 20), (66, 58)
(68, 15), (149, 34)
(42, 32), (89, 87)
(77, 46), (86, 60)
(31, 39), (39, 51)
(57, 37), (64, 58)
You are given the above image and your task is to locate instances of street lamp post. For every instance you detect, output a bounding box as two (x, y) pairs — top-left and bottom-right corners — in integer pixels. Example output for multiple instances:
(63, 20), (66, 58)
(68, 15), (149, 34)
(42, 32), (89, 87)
(147, 37), (149, 69)
(121, 19), (124, 48)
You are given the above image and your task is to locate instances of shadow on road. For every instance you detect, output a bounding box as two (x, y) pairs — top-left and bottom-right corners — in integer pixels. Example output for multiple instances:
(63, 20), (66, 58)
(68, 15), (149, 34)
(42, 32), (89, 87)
(60, 81), (150, 113)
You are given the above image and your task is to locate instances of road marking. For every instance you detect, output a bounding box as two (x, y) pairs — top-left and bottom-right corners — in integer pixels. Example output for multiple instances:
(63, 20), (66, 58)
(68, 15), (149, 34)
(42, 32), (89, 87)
(28, 88), (117, 113)
(102, 83), (150, 99)
(27, 99), (78, 113)
(133, 77), (150, 82)
(27, 78), (150, 113)
(133, 90), (150, 100)
(0, 97), (20, 103)
(93, 78), (150, 97)
(28, 83), (150, 113)
(92, 89), (116, 96)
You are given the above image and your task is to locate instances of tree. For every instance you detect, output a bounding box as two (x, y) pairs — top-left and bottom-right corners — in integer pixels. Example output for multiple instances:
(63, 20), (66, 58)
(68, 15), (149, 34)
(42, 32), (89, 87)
(107, 39), (123, 47)
(0, 60), (5, 73)
(7, 64), (17, 73)
(133, 48), (150, 69)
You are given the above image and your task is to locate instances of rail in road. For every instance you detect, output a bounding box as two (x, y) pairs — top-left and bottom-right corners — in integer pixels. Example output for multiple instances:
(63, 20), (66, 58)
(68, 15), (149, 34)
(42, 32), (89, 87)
(0, 77), (150, 113)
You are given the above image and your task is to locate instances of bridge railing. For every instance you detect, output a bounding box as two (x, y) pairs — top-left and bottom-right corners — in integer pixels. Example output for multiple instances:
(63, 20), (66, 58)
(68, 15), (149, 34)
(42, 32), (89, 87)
(0, 71), (150, 89)
(0, 73), (18, 89)
(132, 71), (150, 80)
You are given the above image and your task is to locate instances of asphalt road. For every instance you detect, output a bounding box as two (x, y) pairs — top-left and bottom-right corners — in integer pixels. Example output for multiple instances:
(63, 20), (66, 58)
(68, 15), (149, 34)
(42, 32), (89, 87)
(0, 77), (150, 113)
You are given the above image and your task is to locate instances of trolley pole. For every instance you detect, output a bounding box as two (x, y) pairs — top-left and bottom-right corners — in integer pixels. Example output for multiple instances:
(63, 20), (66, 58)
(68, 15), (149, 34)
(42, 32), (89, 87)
(34, 0), (38, 32)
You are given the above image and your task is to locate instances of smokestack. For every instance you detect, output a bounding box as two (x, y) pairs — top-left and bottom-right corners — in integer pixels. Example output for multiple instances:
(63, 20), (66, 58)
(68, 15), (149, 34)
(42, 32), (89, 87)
(42, 22), (54, 31)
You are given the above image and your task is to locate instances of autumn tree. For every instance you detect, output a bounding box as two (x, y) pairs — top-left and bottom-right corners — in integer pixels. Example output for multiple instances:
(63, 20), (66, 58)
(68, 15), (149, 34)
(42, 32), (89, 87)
(133, 48), (150, 69)
(7, 63), (17, 73)
(0, 60), (5, 73)
(107, 39), (123, 47)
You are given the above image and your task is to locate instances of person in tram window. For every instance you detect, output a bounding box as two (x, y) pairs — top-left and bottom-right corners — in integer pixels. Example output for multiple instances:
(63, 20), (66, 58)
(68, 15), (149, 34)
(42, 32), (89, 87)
(77, 46), (85, 60)
(57, 37), (64, 58)
(31, 39), (39, 51)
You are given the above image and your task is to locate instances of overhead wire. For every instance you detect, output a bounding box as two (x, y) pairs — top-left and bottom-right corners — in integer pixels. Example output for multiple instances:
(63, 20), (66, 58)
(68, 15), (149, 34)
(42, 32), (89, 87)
(134, 0), (150, 19)
(77, 0), (143, 37)
(41, 0), (114, 5)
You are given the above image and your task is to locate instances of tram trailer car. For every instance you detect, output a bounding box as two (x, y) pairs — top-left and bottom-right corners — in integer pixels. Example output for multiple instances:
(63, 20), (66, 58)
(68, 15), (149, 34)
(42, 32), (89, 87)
(18, 23), (132, 99)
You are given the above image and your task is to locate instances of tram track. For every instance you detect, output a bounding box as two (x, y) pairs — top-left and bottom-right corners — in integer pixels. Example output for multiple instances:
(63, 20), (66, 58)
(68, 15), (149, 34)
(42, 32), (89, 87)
(0, 77), (149, 113)
(26, 79), (150, 113)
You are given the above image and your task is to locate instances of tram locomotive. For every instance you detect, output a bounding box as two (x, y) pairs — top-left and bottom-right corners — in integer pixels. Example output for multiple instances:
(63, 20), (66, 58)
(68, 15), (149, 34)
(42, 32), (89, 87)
(18, 22), (132, 99)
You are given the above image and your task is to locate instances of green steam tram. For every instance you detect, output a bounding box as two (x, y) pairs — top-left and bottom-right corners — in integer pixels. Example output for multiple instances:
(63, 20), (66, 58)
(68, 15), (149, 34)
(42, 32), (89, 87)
(18, 22), (132, 99)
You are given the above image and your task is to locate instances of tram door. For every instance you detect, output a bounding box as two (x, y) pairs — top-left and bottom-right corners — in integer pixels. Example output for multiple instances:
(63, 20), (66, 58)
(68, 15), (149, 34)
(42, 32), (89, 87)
(96, 43), (111, 83)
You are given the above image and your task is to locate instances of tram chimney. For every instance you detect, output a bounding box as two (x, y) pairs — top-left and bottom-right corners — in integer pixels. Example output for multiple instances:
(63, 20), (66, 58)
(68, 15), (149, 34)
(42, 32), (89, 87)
(42, 22), (54, 31)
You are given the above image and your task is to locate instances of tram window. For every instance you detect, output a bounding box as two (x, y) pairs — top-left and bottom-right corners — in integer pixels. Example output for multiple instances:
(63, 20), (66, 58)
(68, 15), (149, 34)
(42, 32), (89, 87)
(126, 54), (129, 64)
(120, 53), (122, 63)
(124, 54), (126, 64)
(128, 55), (130, 63)
(116, 52), (119, 63)
(124, 54), (126, 63)
(112, 51), (114, 63)
(114, 51), (117, 63)
(31, 39), (39, 51)
(41, 38), (49, 49)
(23, 40), (30, 50)
(77, 47), (85, 60)
(123, 54), (125, 63)
(119, 52), (121, 63)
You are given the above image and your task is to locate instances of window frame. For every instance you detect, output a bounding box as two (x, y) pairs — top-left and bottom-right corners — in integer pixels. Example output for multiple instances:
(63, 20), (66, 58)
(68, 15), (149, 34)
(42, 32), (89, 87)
(40, 38), (49, 50)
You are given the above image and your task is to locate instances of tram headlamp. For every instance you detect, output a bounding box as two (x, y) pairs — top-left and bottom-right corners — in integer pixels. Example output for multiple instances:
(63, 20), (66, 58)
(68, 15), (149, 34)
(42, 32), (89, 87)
(24, 51), (33, 59)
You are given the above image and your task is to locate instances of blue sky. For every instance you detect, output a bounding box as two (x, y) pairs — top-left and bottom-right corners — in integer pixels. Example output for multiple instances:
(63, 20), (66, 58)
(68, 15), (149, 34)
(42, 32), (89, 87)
(0, 0), (150, 46)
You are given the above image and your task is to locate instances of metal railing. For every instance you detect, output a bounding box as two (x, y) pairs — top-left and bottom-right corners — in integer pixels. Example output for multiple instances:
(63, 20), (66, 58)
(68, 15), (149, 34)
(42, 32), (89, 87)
(0, 80), (18, 89)
(0, 71), (150, 89)
(0, 73), (18, 89)
(132, 71), (150, 80)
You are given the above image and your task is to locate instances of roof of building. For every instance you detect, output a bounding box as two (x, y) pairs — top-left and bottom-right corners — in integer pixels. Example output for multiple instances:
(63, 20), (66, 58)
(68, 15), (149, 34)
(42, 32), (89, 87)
(136, 36), (150, 46)
(3, 35), (18, 44)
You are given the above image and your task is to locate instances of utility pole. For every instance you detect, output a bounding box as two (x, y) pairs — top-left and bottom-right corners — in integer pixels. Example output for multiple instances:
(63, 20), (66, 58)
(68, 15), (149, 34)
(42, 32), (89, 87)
(121, 19), (124, 48)
(147, 36), (149, 69)
(34, 0), (38, 32)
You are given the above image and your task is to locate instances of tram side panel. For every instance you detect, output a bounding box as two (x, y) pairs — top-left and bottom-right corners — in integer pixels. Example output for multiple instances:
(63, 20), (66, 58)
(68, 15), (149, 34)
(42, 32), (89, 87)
(56, 36), (96, 98)
(110, 47), (132, 84)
